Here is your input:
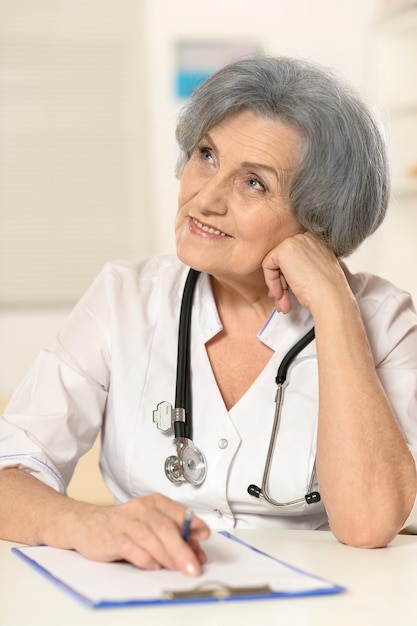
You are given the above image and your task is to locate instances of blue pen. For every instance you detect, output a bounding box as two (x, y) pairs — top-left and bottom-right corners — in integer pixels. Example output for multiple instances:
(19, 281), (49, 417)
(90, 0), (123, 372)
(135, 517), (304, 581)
(180, 508), (193, 542)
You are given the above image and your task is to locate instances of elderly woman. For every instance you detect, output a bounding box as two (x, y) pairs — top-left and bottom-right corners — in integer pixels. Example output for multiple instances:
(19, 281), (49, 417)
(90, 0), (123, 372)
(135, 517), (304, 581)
(1, 56), (417, 577)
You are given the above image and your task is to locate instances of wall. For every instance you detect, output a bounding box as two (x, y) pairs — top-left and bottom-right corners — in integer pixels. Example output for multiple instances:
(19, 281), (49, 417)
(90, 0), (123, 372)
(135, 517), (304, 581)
(0, 0), (153, 396)
(2, 0), (411, 401)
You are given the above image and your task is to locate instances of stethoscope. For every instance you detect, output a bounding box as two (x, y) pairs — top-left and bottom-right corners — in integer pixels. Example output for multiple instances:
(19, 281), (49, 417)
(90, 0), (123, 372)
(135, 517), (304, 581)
(153, 268), (321, 507)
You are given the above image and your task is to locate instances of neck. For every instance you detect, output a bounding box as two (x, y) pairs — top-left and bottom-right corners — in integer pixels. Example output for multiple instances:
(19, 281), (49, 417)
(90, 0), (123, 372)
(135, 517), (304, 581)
(209, 272), (274, 323)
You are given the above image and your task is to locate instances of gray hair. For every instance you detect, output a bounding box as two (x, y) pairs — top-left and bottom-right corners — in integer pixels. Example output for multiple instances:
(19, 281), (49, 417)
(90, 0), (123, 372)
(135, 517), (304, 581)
(175, 56), (389, 258)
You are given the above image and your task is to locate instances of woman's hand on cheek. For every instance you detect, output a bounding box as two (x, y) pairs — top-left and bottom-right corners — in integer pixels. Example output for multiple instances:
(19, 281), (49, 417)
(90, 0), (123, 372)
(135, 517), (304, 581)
(263, 232), (343, 314)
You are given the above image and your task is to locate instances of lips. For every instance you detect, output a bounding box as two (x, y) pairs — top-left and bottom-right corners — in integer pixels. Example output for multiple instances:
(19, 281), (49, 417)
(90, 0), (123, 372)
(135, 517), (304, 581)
(191, 217), (228, 237)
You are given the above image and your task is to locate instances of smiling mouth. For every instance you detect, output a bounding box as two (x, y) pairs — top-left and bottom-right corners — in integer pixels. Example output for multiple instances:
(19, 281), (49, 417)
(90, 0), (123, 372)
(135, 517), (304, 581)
(191, 217), (228, 237)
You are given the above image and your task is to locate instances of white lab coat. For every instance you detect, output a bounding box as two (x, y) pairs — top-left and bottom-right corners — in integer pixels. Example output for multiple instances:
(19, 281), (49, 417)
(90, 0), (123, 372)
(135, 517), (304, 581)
(2, 255), (417, 530)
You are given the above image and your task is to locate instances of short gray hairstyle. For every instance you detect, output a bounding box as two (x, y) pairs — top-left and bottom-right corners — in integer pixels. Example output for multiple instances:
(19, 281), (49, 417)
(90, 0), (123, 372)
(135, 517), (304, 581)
(175, 56), (389, 257)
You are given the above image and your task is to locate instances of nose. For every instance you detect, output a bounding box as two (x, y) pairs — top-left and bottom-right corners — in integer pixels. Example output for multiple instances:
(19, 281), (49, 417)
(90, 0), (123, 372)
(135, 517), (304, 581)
(195, 173), (228, 215)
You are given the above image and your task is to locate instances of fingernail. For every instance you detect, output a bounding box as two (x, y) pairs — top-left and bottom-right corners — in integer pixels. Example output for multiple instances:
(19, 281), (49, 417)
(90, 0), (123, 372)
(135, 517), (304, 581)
(184, 561), (198, 576)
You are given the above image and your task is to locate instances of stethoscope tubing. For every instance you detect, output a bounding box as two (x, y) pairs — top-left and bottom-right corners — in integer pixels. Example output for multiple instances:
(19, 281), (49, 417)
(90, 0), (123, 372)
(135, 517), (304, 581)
(175, 268), (200, 441)
(260, 378), (319, 506)
(165, 267), (320, 503)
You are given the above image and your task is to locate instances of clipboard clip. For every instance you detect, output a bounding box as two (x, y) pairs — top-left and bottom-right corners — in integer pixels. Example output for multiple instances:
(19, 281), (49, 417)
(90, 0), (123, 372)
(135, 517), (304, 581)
(164, 580), (273, 600)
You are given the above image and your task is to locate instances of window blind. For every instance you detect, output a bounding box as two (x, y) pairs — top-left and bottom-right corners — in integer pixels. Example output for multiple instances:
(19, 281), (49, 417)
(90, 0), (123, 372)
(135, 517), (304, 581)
(0, 0), (154, 306)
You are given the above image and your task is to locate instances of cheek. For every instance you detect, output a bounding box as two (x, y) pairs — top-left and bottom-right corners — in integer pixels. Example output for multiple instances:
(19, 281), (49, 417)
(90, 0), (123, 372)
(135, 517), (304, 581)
(253, 210), (302, 249)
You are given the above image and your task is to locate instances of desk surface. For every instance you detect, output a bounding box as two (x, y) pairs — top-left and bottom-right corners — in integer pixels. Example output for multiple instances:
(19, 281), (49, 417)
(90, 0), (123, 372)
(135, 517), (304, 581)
(2, 529), (417, 626)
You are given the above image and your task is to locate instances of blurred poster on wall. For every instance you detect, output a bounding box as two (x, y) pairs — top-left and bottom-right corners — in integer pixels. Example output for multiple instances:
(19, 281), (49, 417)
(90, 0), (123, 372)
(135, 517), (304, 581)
(175, 40), (261, 99)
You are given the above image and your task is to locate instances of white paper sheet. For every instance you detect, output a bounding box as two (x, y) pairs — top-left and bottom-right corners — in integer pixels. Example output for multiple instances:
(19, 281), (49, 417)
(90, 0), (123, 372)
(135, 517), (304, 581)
(13, 531), (345, 607)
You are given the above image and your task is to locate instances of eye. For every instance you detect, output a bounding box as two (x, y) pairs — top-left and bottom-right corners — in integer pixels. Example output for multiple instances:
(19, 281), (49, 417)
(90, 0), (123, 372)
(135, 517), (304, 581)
(198, 146), (213, 162)
(247, 175), (267, 191)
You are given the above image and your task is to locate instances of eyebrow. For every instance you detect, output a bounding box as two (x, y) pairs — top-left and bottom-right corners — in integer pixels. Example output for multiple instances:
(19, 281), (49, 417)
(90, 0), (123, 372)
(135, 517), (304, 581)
(241, 161), (293, 175)
(201, 133), (294, 177)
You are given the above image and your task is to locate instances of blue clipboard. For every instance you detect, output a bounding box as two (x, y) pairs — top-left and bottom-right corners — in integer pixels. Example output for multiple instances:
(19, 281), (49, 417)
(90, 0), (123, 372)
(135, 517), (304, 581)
(12, 531), (346, 608)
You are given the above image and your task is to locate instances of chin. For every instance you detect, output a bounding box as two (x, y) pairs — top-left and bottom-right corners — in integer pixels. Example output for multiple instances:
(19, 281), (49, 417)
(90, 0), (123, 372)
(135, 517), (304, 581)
(176, 250), (214, 275)
(176, 242), (202, 268)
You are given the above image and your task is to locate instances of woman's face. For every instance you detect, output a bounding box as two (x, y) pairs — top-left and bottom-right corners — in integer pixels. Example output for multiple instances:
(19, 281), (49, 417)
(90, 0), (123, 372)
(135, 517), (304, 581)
(175, 109), (304, 283)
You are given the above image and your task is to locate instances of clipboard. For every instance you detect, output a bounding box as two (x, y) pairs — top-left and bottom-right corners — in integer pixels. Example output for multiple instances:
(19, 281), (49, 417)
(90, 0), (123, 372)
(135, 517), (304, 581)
(12, 531), (346, 608)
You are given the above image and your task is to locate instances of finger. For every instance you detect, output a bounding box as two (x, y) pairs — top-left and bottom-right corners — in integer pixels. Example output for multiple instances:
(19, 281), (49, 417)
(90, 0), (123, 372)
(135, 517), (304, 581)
(119, 532), (203, 576)
(274, 289), (292, 314)
(188, 538), (209, 566)
(264, 266), (285, 301)
(187, 515), (211, 541)
(263, 266), (292, 314)
(280, 272), (288, 291)
(117, 533), (163, 570)
(126, 508), (204, 576)
(151, 494), (210, 543)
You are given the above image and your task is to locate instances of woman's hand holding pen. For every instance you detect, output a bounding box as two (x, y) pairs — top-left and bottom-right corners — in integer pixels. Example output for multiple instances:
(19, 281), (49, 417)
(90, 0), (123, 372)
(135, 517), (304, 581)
(47, 492), (210, 576)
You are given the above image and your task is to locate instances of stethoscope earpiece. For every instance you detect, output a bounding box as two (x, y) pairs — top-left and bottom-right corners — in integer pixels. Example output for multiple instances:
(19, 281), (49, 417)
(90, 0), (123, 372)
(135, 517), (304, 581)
(247, 483), (321, 506)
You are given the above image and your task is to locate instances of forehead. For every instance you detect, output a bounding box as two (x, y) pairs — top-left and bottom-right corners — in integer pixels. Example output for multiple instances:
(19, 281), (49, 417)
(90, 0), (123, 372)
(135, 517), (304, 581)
(205, 110), (304, 169)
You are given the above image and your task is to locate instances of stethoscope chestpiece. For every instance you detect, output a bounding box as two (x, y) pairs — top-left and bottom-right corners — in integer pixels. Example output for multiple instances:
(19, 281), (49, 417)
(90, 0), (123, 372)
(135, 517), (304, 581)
(165, 437), (207, 486)
(154, 400), (207, 486)
(179, 441), (207, 485)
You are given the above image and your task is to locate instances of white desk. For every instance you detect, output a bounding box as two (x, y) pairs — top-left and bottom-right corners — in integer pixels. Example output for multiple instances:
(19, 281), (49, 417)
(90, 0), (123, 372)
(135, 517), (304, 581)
(2, 529), (417, 626)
